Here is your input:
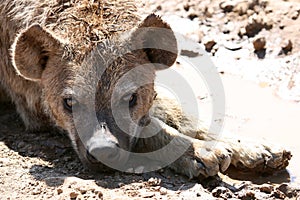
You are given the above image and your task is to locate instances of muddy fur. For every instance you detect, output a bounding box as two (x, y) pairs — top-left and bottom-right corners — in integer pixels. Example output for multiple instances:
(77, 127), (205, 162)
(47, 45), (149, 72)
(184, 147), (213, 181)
(2, 0), (139, 57)
(0, 0), (139, 129)
(0, 0), (292, 178)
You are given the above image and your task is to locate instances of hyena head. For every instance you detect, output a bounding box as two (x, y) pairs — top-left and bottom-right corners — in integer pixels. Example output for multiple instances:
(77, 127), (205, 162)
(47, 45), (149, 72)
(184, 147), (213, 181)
(12, 14), (178, 171)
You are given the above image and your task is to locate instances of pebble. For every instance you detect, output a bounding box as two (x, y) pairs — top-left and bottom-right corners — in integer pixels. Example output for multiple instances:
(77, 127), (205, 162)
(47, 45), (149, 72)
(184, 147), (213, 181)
(279, 23), (285, 29)
(277, 183), (296, 198)
(159, 187), (168, 195)
(79, 186), (88, 194)
(281, 40), (293, 54)
(272, 189), (286, 199)
(245, 21), (264, 37)
(291, 10), (299, 20)
(253, 37), (266, 51)
(70, 191), (79, 199)
(241, 14), (273, 37)
(259, 184), (273, 194)
(188, 13), (198, 20)
(96, 190), (103, 198)
(219, 1), (236, 12)
(205, 6), (214, 17)
(212, 186), (233, 198)
(183, 4), (190, 11)
(57, 188), (63, 195)
(204, 40), (217, 52)
(31, 188), (42, 195)
(147, 177), (161, 186)
(234, 2), (249, 15)
(242, 191), (255, 200)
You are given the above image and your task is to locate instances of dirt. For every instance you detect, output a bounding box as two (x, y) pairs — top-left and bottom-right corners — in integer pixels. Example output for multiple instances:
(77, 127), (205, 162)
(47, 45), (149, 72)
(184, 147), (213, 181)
(1, 0), (300, 199)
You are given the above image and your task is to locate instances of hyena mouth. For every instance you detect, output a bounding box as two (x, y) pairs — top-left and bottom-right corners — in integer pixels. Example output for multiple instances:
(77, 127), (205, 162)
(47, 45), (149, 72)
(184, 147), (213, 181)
(85, 127), (131, 168)
(85, 140), (131, 170)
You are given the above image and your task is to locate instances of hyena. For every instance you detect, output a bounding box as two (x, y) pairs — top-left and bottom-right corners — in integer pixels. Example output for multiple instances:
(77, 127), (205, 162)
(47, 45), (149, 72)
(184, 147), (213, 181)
(0, 0), (291, 178)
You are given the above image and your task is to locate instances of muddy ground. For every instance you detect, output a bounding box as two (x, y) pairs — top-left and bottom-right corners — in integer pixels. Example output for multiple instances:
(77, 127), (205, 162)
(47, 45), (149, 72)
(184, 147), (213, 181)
(1, 0), (300, 199)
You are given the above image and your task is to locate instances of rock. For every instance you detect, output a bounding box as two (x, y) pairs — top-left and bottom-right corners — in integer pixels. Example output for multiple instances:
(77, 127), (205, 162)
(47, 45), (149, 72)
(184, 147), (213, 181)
(57, 188), (63, 195)
(233, 2), (250, 15)
(69, 191), (79, 199)
(272, 189), (286, 199)
(205, 6), (214, 17)
(204, 39), (217, 52)
(245, 20), (264, 37)
(277, 183), (297, 198)
(259, 184), (273, 194)
(95, 190), (103, 198)
(279, 23), (285, 30)
(159, 187), (168, 195)
(147, 177), (161, 186)
(253, 37), (266, 51)
(238, 191), (256, 200)
(188, 13), (198, 20)
(183, 4), (190, 11)
(212, 186), (233, 198)
(220, 1), (236, 12)
(156, 5), (162, 11)
(242, 14), (273, 37)
(31, 188), (42, 195)
(79, 186), (88, 194)
(246, 9), (255, 16)
(281, 40), (293, 54)
(291, 10), (299, 20)
(239, 27), (247, 37)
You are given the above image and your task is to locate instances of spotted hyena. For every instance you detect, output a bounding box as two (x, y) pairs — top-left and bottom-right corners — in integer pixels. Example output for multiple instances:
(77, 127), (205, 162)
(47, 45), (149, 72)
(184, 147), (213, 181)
(0, 0), (291, 178)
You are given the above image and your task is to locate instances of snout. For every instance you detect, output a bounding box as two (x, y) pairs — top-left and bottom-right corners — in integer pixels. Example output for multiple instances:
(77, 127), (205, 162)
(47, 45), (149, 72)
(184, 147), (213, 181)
(86, 137), (130, 168)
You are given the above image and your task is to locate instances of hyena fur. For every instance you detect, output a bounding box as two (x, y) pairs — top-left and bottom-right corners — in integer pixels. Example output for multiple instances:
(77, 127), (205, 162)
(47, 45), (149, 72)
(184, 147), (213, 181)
(0, 0), (291, 178)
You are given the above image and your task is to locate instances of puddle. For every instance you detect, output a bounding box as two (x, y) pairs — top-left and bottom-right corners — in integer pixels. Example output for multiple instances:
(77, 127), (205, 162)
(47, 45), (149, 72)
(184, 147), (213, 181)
(221, 74), (300, 185)
(158, 61), (300, 185)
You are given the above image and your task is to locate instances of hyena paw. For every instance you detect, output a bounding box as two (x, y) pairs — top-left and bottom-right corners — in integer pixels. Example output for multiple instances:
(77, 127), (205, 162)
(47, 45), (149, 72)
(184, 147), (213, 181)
(170, 140), (232, 179)
(231, 140), (292, 173)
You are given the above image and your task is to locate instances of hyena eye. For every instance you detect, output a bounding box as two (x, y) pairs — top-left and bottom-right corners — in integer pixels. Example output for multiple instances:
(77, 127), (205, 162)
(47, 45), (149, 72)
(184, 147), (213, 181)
(123, 93), (137, 108)
(129, 93), (137, 108)
(63, 98), (78, 112)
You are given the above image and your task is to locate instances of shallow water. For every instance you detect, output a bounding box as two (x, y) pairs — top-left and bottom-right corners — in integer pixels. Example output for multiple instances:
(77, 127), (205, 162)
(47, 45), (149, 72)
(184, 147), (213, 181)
(221, 74), (300, 185)
(157, 63), (300, 185)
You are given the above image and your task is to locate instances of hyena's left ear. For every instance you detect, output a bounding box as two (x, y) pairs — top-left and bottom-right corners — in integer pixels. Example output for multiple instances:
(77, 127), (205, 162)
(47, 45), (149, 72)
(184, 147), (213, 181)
(132, 14), (178, 70)
(12, 25), (63, 81)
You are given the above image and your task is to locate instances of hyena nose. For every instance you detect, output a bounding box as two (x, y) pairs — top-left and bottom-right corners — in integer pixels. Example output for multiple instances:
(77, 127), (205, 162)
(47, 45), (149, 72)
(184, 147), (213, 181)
(87, 140), (127, 167)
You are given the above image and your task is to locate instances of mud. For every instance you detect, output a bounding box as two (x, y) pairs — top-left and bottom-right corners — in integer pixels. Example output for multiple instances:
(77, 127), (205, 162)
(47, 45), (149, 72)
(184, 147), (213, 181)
(1, 0), (300, 199)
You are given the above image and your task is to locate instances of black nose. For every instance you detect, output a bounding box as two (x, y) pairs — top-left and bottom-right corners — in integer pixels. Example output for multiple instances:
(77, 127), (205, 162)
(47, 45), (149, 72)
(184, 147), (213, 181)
(87, 138), (130, 168)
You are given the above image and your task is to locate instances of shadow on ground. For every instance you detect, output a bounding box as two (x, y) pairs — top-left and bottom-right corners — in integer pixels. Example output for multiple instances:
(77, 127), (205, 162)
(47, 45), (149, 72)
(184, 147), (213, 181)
(0, 102), (292, 193)
(0, 103), (201, 191)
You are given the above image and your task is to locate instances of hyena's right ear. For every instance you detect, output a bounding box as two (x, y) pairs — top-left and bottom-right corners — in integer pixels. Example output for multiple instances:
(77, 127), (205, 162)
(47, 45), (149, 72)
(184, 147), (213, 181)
(131, 14), (178, 70)
(12, 25), (62, 81)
